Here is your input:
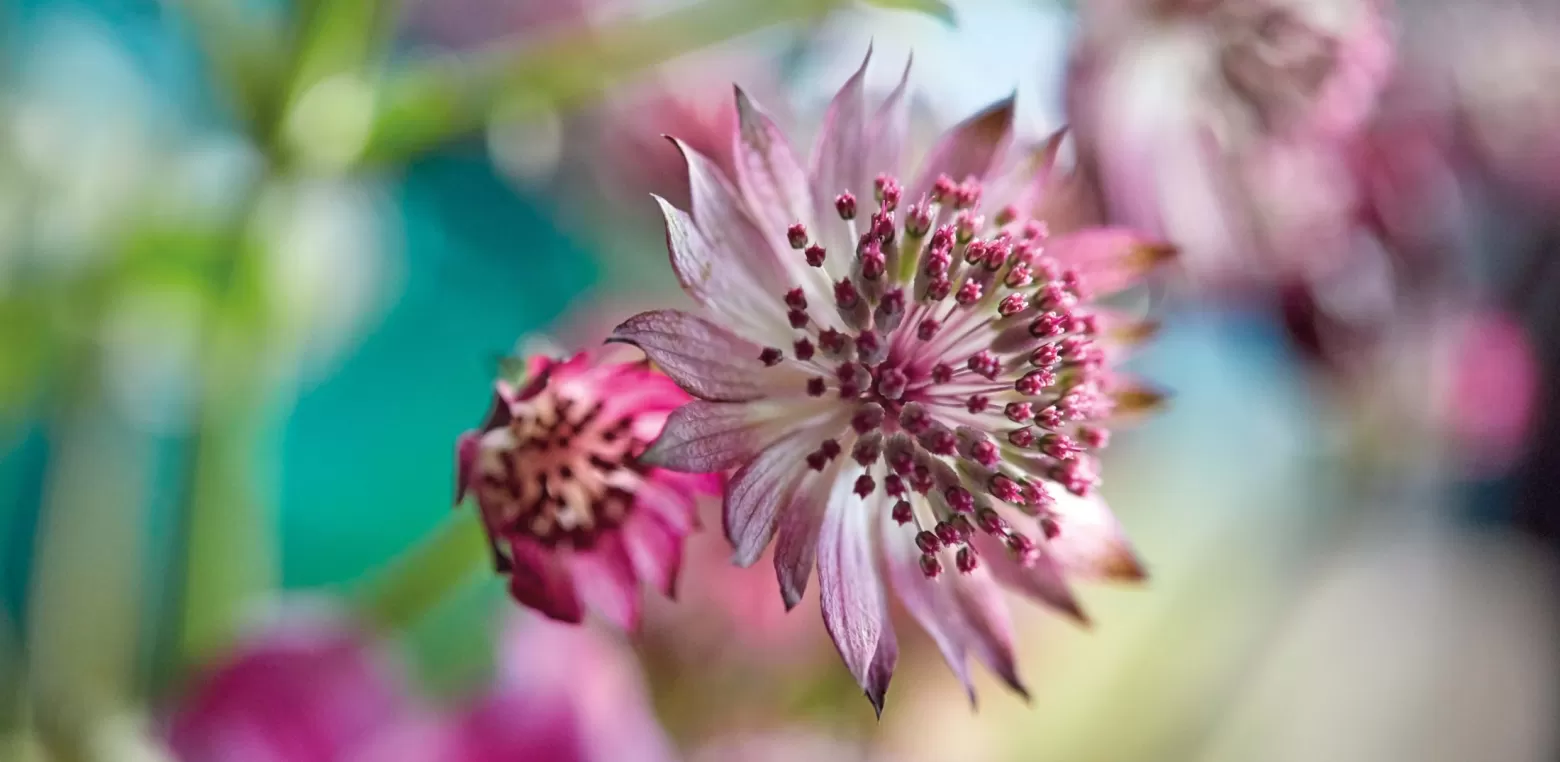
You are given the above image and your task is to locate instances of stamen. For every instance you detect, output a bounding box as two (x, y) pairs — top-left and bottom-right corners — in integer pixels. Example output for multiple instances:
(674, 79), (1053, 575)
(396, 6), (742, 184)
(759, 347), (783, 366)
(787, 223), (809, 249)
(835, 192), (858, 220)
(804, 244), (827, 267)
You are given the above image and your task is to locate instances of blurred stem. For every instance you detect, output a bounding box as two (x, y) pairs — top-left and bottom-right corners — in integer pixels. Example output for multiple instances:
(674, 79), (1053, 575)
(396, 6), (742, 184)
(363, 0), (841, 162)
(178, 0), (288, 134)
(355, 509), (489, 634)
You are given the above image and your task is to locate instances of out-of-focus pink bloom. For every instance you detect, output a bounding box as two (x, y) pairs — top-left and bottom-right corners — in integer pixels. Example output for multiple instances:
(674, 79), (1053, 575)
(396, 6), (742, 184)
(165, 614), (441, 762)
(1436, 309), (1539, 473)
(611, 51), (1169, 711)
(1067, 0), (1393, 289)
(452, 617), (677, 762)
(690, 731), (897, 762)
(456, 351), (720, 629)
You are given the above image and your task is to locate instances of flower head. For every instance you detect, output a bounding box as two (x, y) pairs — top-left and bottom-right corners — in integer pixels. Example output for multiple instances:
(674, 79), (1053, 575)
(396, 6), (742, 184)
(611, 52), (1169, 711)
(456, 351), (719, 629)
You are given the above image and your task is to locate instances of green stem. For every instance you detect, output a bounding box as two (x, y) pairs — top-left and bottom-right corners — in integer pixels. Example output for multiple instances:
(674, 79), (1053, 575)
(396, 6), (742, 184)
(356, 509), (491, 634)
(363, 0), (842, 163)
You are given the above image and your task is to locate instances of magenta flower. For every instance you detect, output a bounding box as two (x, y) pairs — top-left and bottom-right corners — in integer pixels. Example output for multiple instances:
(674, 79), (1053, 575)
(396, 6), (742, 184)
(456, 351), (720, 629)
(611, 52), (1169, 711)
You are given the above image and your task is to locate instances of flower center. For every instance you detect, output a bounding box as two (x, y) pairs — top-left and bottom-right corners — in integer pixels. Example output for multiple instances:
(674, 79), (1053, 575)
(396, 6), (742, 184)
(764, 172), (1118, 577)
(473, 389), (648, 548)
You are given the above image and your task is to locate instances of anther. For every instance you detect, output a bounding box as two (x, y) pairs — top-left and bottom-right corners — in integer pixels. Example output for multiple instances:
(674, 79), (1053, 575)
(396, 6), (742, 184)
(784, 288), (807, 310)
(759, 347), (783, 366)
(885, 474), (906, 497)
(944, 486), (975, 514)
(793, 338), (816, 361)
(854, 474), (876, 498)
(995, 204), (1019, 226)
(906, 202), (932, 236)
(877, 367), (908, 401)
(920, 554), (943, 579)
(787, 223), (809, 249)
(956, 547), (979, 574)
(1004, 402), (1034, 422)
(967, 351), (1000, 379)
(931, 363), (953, 384)
(931, 174), (957, 203)
(915, 530), (942, 554)
(998, 293), (1029, 317)
(806, 377), (827, 397)
(965, 395), (990, 414)
(917, 319), (940, 341)
(834, 279), (860, 308)
(1007, 427), (1037, 448)
(935, 521), (960, 546)
(955, 211), (981, 242)
(835, 192), (857, 220)
(851, 403), (885, 434)
(1016, 370), (1055, 395)
(804, 244), (827, 267)
(892, 500), (914, 524)
(787, 309), (809, 329)
(955, 280), (983, 306)
(971, 439), (1000, 468)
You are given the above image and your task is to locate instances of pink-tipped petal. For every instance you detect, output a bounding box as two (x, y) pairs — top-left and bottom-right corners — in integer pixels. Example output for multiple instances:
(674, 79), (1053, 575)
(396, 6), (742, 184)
(642, 400), (784, 472)
(909, 95), (1016, 202)
(1043, 485), (1146, 582)
(865, 56), (913, 186)
(865, 607), (898, 717)
(774, 461), (839, 609)
(950, 568), (1027, 698)
(651, 195), (788, 345)
(508, 538), (586, 624)
(633, 472), (700, 537)
(817, 467), (891, 705)
(809, 48), (872, 273)
(973, 532), (1088, 624)
(622, 511), (684, 598)
(669, 137), (793, 289)
(611, 310), (800, 402)
(725, 433), (817, 567)
(572, 535), (643, 631)
(1044, 228), (1176, 296)
(734, 86), (816, 250)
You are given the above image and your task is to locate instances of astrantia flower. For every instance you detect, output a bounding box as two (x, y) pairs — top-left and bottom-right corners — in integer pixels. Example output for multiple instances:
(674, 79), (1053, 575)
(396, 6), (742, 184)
(611, 52), (1170, 710)
(456, 351), (719, 629)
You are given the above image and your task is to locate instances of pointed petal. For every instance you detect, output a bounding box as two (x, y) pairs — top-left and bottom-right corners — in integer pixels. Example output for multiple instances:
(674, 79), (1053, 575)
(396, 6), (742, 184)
(1044, 485), (1146, 582)
(571, 535), (643, 631)
(809, 49), (872, 275)
(631, 471), (700, 536)
(455, 432), (479, 505)
(1107, 376), (1171, 423)
(641, 400), (785, 472)
(669, 137), (792, 289)
(973, 532), (1089, 624)
(774, 461), (838, 609)
(725, 432), (818, 567)
(880, 508), (975, 701)
(866, 607), (898, 717)
(507, 538), (585, 624)
(866, 56), (913, 187)
(951, 568), (1027, 698)
(909, 95), (1016, 202)
(1044, 228), (1176, 296)
(622, 511), (684, 598)
(650, 196), (789, 345)
(734, 86), (816, 249)
(817, 466), (890, 702)
(610, 310), (802, 403)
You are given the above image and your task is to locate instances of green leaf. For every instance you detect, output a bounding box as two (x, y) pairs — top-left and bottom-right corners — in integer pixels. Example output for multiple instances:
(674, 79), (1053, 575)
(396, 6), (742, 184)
(861, 0), (957, 25)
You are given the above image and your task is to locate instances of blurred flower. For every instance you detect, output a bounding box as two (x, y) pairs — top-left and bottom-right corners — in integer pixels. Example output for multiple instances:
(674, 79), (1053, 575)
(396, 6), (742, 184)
(611, 51), (1168, 711)
(690, 730), (895, 762)
(454, 616), (677, 762)
(456, 351), (720, 628)
(165, 611), (438, 762)
(1067, 0), (1393, 289)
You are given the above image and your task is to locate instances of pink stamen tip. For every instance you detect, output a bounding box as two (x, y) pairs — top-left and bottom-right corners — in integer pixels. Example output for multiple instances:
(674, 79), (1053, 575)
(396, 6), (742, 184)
(1005, 263), (1034, 289)
(972, 440), (1000, 468)
(1022, 220), (1048, 240)
(1016, 370), (1055, 396)
(931, 363), (953, 384)
(915, 530), (942, 554)
(935, 521), (959, 546)
(976, 508), (1006, 534)
(945, 486), (975, 514)
(998, 293), (1029, 317)
(956, 547), (979, 574)
(834, 278), (860, 308)
(1030, 344), (1060, 369)
(910, 465), (935, 494)
(875, 174), (903, 211)
(835, 192), (857, 220)
(787, 309), (809, 329)
(851, 404), (885, 434)
(793, 338), (816, 361)
(920, 554), (943, 579)
(1040, 433), (1080, 460)
(955, 211), (982, 242)
(877, 367), (908, 400)
(965, 395), (990, 414)
(1062, 270), (1087, 298)
(885, 474), (906, 498)
(806, 377), (827, 397)
(892, 500), (914, 524)
(955, 280), (983, 305)
(784, 287), (807, 310)
(1071, 313), (1099, 335)
(759, 347), (783, 366)
(930, 224), (954, 250)
(953, 180), (982, 209)
(1008, 427), (1037, 448)
(861, 250), (886, 280)
(1030, 312), (1066, 338)
(990, 474), (1024, 504)
(1005, 531), (1035, 556)
(1059, 336), (1091, 362)
(1035, 406), (1063, 429)
(983, 241), (1010, 271)
(924, 427), (957, 456)
(1036, 283), (1071, 311)
(917, 319), (940, 341)
(1005, 402), (1034, 422)
(1040, 516), (1061, 540)
(1080, 426), (1111, 449)
(964, 240), (988, 266)
(1026, 481), (1053, 509)
(819, 439), (842, 459)
(856, 330), (882, 357)
(804, 244), (827, 268)
(880, 288), (906, 315)
(899, 403), (930, 434)
(872, 211), (897, 243)
(818, 329), (846, 354)
(927, 277), (952, 301)
(996, 204), (1019, 226)
(854, 473), (876, 498)
(787, 223), (809, 249)
(906, 202), (932, 236)
(951, 515), (976, 540)
(806, 451), (828, 471)
(923, 247), (951, 278)
(931, 174), (957, 203)
(967, 351), (1000, 379)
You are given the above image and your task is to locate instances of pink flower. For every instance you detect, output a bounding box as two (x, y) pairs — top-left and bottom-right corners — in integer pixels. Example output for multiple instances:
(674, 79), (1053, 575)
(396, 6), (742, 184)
(1067, 0), (1393, 289)
(611, 52), (1168, 711)
(456, 351), (720, 629)
(453, 617), (678, 762)
(165, 612), (443, 762)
